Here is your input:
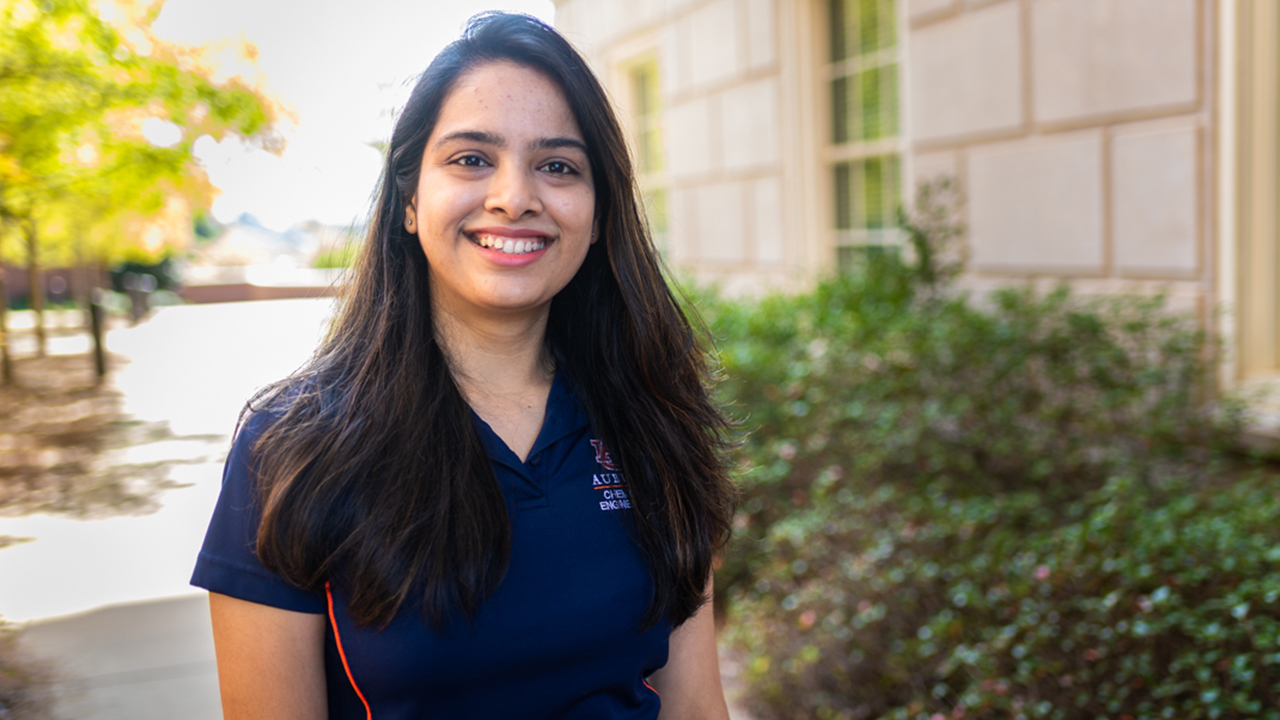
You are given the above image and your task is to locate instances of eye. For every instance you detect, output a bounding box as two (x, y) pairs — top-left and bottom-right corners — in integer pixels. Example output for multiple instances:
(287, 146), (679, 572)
(452, 154), (489, 168)
(540, 160), (577, 175)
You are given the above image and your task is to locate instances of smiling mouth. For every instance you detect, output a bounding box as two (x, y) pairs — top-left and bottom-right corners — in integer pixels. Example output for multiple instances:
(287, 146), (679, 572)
(470, 232), (548, 255)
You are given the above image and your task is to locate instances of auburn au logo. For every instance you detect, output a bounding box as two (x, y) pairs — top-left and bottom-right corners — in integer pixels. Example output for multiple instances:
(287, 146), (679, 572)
(590, 439), (619, 471)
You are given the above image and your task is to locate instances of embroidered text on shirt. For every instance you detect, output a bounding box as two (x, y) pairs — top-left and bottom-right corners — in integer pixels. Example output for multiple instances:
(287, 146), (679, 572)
(590, 439), (630, 511)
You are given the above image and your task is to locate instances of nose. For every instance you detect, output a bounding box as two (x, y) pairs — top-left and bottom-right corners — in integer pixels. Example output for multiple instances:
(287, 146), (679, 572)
(484, 164), (543, 219)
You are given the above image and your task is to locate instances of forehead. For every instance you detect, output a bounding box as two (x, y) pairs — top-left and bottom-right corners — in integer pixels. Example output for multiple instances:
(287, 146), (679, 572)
(432, 61), (583, 142)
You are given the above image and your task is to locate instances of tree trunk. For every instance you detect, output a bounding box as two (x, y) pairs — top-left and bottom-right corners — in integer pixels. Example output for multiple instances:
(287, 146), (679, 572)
(89, 293), (105, 381)
(25, 220), (45, 358)
(0, 263), (12, 385)
(77, 264), (92, 329)
(89, 260), (108, 382)
(74, 228), (91, 331)
(74, 229), (102, 379)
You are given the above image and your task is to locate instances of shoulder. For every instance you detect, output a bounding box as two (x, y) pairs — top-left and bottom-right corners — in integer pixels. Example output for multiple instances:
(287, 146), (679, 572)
(231, 404), (278, 461)
(220, 398), (293, 499)
(190, 397), (325, 614)
(227, 378), (319, 470)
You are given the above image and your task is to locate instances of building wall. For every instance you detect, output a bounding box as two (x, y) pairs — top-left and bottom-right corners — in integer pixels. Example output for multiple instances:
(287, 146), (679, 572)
(557, 0), (1280, 432)
(554, 0), (822, 294)
(906, 0), (1216, 322)
(556, 0), (1221, 305)
(1225, 0), (1280, 423)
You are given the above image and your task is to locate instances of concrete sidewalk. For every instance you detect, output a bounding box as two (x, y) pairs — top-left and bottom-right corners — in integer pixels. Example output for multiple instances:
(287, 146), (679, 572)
(20, 595), (221, 720)
(5, 299), (335, 720)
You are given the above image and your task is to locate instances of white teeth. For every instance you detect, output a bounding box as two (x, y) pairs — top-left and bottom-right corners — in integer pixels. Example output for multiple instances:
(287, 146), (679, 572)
(472, 233), (545, 254)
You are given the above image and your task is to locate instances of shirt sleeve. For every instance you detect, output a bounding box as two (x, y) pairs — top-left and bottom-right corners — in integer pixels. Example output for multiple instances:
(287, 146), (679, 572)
(190, 410), (326, 614)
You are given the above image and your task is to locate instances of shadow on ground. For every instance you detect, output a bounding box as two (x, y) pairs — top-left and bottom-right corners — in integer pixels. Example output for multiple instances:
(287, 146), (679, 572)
(0, 353), (218, 521)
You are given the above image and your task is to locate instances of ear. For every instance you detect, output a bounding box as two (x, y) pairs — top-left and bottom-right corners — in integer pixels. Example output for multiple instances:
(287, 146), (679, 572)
(589, 224), (599, 245)
(404, 204), (418, 234)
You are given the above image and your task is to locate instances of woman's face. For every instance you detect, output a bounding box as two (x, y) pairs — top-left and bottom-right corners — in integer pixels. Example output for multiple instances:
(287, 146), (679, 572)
(407, 61), (596, 325)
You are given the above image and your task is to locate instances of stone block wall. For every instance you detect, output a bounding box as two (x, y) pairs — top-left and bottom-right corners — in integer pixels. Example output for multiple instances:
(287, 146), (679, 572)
(906, 0), (1213, 313)
(555, 0), (1218, 305)
(554, 0), (801, 292)
(555, 0), (1280, 413)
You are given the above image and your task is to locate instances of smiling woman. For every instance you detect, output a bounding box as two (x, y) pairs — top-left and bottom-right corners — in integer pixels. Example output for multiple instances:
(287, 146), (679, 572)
(190, 13), (737, 720)
(409, 61), (597, 329)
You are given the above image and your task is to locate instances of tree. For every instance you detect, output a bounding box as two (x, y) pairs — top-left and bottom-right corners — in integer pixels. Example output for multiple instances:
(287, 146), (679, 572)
(0, 0), (277, 367)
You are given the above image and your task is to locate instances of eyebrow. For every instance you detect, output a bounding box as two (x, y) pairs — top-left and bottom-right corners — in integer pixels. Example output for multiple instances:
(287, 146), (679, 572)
(434, 130), (588, 156)
(531, 136), (589, 155)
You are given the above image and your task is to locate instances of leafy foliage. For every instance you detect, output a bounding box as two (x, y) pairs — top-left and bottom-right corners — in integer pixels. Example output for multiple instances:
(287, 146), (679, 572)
(0, 0), (278, 360)
(0, 0), (278, 266)
(700, 183), (1271, 719)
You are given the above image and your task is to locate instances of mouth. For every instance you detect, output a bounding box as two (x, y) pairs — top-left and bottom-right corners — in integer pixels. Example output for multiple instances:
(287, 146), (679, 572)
(468, 232), (549, 255)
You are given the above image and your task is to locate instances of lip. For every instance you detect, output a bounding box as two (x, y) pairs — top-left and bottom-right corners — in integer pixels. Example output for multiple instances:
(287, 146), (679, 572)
(466, 226), (551, 239)
(464, 226), (553, 267)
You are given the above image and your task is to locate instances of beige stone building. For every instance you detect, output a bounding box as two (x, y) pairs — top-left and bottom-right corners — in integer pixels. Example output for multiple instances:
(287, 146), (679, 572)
(552, 0), (1280, 410)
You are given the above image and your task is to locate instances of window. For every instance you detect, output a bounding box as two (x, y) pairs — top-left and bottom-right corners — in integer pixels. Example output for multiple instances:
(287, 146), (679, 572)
(827, 0), (901, 271)
(628, 58), (667, 249)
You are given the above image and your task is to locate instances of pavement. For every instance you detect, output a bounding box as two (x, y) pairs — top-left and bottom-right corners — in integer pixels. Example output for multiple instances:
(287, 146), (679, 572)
(5, 299), (336, 720)
(4, 298), (756, 720)
(19, 596), (222, 720)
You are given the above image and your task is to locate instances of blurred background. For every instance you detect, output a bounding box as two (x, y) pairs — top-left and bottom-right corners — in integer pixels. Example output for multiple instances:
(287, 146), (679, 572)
(2, 0), (1279, 719)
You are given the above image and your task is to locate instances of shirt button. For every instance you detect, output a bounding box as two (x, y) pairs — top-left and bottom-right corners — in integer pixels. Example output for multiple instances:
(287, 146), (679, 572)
(528, 453), (541, 466)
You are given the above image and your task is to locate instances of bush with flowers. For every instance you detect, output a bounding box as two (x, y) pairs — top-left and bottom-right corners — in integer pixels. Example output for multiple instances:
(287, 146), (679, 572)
(699, 181), (1277, 719)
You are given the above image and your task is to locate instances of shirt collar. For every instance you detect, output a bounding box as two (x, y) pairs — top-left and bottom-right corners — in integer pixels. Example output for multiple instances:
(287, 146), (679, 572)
(470, 371), (590, 472)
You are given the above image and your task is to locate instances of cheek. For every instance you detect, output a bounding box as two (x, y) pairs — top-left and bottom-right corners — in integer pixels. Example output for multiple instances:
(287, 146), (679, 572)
(415, 175), (483, 230)
(549, 188), (596, 231)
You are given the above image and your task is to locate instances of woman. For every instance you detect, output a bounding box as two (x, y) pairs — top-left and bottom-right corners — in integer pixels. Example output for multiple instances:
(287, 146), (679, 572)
(191, 12), (738, 720)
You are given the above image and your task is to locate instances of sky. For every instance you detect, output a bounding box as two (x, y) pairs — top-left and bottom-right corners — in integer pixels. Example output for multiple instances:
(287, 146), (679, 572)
(149, 0), (557, 232)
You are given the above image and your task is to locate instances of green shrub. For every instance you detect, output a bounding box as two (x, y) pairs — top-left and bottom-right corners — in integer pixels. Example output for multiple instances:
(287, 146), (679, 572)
(723, 471), (1280, 720)
(701, 182), (1270, 719)
(312, 243), (361, 269)
(0, 621), (57, 720)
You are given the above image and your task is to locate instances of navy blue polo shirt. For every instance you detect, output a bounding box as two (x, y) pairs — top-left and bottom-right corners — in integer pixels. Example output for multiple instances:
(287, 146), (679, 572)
(191, 374), (669, 719)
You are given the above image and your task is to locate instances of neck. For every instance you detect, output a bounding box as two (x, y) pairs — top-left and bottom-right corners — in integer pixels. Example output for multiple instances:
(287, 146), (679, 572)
(433, 302), (557, 462)
(432, 303), (555, 402)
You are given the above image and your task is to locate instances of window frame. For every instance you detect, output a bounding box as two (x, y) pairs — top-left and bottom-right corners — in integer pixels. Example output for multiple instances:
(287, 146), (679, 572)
(619, 53), (668, 251)
(820, 0), (907, 268)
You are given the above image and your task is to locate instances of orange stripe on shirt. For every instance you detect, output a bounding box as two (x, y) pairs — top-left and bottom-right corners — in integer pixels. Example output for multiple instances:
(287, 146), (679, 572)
(327, 581), (373, 720)
(643, 677), (659, 696)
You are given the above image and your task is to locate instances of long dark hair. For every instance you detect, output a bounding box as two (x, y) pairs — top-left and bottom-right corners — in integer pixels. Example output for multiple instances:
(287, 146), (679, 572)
(247, 12), (736, 631)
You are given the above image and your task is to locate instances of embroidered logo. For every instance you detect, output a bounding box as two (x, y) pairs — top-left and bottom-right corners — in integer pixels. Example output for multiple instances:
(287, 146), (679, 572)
(590, 439), (619, 471)
(590, 439), (629, 512)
